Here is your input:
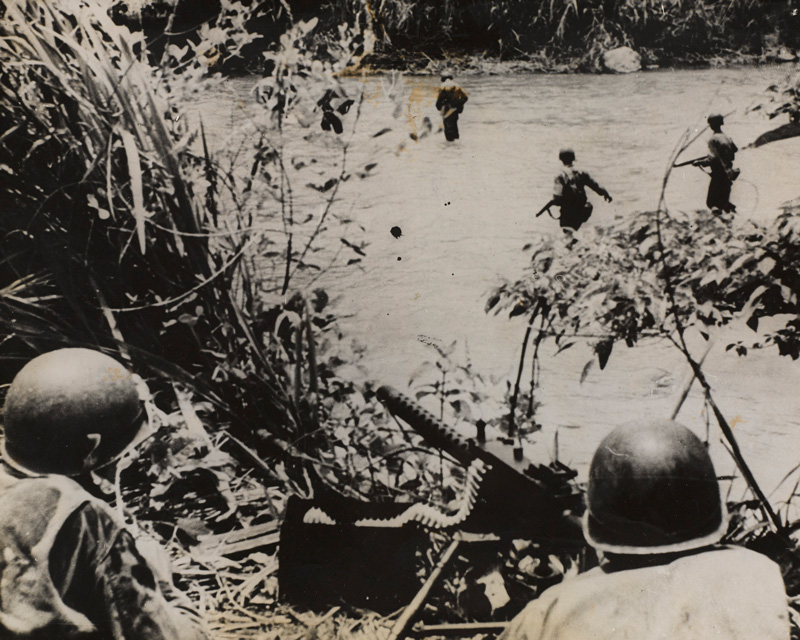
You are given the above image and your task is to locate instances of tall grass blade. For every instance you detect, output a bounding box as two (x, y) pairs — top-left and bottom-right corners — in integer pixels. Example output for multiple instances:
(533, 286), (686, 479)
(120, 129), (148, 254)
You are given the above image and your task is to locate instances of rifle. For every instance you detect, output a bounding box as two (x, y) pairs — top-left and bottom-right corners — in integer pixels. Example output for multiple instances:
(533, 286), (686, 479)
(673, 155), (740, 181)
(536, 199), (557, 218)
(672, 155), (708, 168)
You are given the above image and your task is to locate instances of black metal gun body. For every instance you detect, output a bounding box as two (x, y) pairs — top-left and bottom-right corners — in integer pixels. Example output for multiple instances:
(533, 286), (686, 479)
(376, 385), (584, 546)
(279, 385), (585, 614)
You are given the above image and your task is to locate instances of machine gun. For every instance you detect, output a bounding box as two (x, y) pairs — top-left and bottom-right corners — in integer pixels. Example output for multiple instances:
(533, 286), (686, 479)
(374, 386), (584, 540)
(278, 386), (587, 633)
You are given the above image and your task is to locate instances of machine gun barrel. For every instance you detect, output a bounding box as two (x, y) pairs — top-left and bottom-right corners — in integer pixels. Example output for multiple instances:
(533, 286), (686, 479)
(377, 385), (474, 467)
(376, 385), (584, 540)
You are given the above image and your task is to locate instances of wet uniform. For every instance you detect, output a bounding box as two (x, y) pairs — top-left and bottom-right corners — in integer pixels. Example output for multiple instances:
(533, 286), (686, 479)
(553, 166), (607, 231)
(705, 132), (738, 212)
(436, 86), (468, 141)
(0, 463), (207, 640)
(499, 546), (788, 640)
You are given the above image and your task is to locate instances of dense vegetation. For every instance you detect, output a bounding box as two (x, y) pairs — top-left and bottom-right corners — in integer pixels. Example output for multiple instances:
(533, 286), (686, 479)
(111, 0), (800, 72)
(486, 134), (800, 621)
(3, 0), (800, 636)
(0, 0), (435, 524)
(346, 0), (800, 69)
(0, 1), (452, 633)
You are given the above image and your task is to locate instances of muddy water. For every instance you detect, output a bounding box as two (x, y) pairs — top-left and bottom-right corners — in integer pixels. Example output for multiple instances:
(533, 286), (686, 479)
(194, 66), (800, 504)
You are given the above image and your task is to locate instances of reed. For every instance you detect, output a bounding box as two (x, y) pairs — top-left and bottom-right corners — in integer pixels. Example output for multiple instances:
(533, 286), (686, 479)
(0, 0), (292, 439)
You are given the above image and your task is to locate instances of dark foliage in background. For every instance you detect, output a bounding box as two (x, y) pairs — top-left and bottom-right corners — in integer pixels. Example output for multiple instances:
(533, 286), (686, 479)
(107, 0), (800, 71)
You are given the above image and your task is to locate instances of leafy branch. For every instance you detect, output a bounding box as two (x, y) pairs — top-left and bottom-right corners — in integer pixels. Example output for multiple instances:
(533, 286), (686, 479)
(487, 126), (800, 531)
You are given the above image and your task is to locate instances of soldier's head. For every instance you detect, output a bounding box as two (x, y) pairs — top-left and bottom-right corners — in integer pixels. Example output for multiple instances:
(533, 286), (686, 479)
(2, 348), (149, 476)
(559, 148), (576, 165)
(707, 113), (724, 131)
(583, 420), (727, 557)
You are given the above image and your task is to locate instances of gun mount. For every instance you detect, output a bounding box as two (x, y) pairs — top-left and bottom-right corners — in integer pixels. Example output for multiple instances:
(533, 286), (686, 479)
(278, 385), (587, 617)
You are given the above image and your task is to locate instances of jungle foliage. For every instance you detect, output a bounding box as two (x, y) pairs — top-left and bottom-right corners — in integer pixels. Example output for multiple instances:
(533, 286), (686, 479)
(486, 131), (800, 623)
(324, 0), (800, 68)
(107, 0), (800, 72)
(0, 2), (477, 631)
(0, 0), (408, 494)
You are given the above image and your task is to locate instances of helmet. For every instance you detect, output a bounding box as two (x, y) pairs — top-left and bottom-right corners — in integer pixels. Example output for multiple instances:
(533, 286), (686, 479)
(707, 113), (724, 126)
(583, 420), (727, 555)
(558, 148), (575, 163)
(2, 348), (146, 476)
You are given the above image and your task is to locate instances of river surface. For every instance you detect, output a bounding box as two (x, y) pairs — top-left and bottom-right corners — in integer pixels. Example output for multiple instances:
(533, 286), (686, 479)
(192, 66), (800, 507)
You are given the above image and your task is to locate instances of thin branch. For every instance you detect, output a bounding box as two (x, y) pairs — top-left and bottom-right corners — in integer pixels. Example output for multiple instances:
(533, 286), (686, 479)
(656, 130), (782, 532)
(289, 91), (365, 281)
(509, 304), (539, 437)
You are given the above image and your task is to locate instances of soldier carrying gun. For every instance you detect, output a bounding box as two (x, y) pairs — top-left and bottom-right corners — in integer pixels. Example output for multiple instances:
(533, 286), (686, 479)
(674, 113), (740, 214)
(536, 148), (613, 245)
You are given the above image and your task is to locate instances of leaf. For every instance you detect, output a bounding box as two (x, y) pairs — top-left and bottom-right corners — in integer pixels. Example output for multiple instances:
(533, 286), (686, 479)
(509, 302), (528, 318)
(341, 238), (366, 256)
(307, 178), (338, 192)
(298, 17), (319, 34)
(485, 293), (501, 313)
(555, 341), (575, 355)
(297, 261), (321, 270)
(757, 257), (776, 275)
(178, 313), (198, 326)
(337, 99), (355, 115)
(176, 517), (212, 540)
(595, 339), (614, 370)
(728, 253), (754, 274)
(119, 129), (147, 254)
(579, 358), (595, 384)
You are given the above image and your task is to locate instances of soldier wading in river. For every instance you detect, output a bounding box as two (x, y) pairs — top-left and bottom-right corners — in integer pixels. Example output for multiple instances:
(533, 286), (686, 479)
(436, 73), (468, 142)
(499, 419), (790, 640)
(0, 348), (208, 640)
(537, 148), (612, 241)
(693, 113), (740, 214)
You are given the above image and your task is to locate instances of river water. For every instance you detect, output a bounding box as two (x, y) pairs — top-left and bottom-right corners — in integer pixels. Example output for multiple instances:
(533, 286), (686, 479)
(194, 65), (800, 506)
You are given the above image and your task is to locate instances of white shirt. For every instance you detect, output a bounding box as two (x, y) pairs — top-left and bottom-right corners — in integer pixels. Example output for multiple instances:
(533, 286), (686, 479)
(499, 546), (789, 640)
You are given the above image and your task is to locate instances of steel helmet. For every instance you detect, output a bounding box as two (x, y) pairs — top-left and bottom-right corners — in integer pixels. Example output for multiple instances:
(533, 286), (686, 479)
(2, 348), (146, 476)
(583, 420), (727, 555)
